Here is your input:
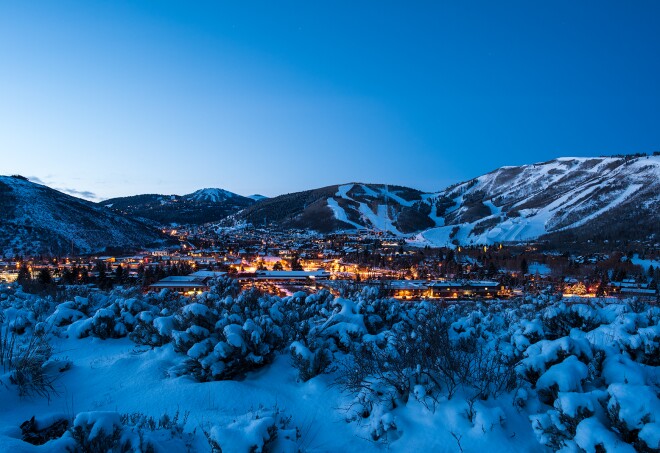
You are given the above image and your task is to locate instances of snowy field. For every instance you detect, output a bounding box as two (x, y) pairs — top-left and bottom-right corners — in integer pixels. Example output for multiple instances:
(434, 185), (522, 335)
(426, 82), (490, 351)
(0, 280), (658, 452)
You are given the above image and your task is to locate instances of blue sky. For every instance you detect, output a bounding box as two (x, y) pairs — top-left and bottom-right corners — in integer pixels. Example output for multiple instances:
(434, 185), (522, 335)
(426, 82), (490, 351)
(1, 1), (659, 200)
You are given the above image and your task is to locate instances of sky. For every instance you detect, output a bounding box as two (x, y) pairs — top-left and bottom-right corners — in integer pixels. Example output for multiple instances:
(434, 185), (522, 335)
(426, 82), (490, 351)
(1, 1), (659, 201)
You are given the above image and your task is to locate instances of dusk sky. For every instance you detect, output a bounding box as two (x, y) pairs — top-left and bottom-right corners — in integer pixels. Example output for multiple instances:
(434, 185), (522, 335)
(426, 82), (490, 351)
(2, 1), (659, 201)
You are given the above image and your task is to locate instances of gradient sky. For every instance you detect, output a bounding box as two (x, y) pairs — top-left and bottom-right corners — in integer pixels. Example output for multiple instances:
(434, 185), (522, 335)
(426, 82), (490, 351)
(1, 1), (659, 201)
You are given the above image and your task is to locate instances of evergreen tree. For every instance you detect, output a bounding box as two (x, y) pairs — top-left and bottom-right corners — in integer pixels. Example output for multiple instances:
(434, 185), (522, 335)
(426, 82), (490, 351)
(520, 258), (529, 275)
(61, 268), (73, 285)
(291, 256), (303, 271)
(115, 265), (125, 283)
(17, 264), (31, 284)
(37, 268), (52, 285)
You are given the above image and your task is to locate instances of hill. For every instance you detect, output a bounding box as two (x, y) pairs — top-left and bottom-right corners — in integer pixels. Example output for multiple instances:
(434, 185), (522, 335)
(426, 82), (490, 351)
(101, 188), (254, 226)
(0, 175), (171, 256)
(223, 156), (660, 244)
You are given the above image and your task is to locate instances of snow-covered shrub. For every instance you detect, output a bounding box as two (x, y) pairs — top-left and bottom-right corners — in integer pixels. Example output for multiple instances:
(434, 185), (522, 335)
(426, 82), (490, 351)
(202, 405), (299, 453)
(130, 311), (178, 347)
(517, 336), (592, 389)
(207, 276), (241, 299)
(289, 340), (332, 382)
(89, 306), (127, 339)
(119, 409), (192, 452)
(69, 411), (124, 451)
(606, 383), (659, 450)
(335, 301), (520, 442)
(542, 303), (601, 340)
(20, 414), (69, 446)
(531, 391), (606, 450)
(0, 327), (58, 399)
(170, 288), (286, 381)
(623, 324), (660, 366)
(68, 410), (193, 452)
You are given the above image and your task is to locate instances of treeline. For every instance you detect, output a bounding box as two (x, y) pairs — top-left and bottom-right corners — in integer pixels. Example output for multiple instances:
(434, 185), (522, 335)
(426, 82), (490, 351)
(14, 261), (194, 295)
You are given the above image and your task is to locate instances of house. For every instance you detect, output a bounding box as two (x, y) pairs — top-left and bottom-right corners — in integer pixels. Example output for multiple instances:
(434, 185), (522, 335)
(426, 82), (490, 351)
(427, 280), (505, 299)
(148, 275), (211, 295)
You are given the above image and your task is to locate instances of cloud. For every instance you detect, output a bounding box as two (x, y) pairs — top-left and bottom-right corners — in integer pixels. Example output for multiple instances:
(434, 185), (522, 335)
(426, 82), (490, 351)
(24, 175), (100, 200)
(27, 176), (46, 185)
(58, 187), (100, 201)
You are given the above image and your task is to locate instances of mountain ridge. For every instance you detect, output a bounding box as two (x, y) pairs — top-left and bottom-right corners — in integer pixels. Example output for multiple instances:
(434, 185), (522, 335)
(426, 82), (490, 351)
(101, 187), (254, 226)
(0, 175), (171, 256)
(4, 154), (656, 255)
(221, 155), (660, 244)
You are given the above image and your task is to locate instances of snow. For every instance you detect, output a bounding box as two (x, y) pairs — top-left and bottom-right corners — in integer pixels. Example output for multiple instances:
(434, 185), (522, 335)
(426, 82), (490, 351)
(554, 391), (604, 418)
(639, 423), (660, 450)
(326, 198), (361, 229)
(631, 254), (660, 271)
(528, 262), (551, 276)
(409, 155), (660, 246)
(1, 285), (659, 452)
(607, 383), (660, 430)
(185, 188), (235, 203)
(378, 186), (414, 207)
(73, 411), (122, 440)
(335, 183), (354, 199)
(357, 202), (401, 235)
(574, 417), (636, 453)
(224, 324), (245, 348)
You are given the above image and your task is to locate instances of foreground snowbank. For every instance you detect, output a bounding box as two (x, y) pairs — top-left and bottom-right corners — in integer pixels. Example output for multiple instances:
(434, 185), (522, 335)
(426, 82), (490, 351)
(0, 282), (658, 451)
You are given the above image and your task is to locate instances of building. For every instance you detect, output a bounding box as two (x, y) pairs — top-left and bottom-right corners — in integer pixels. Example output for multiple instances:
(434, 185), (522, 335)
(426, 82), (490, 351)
(148, 275), (211, 295)
(255, 270), (331, 281)
(428, 280), (504, 299)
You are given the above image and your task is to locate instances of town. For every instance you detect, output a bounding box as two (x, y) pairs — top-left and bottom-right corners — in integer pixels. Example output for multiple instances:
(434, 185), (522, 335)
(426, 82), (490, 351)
(2, 226), (658, 303)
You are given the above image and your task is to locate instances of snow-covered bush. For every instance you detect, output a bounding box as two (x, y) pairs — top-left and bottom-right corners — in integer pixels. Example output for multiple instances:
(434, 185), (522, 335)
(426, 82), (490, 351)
(527, 299), (660, 452)
(169, 288), (287, 381)
(202, 405), (299, 453)
(0, 326), (59, 399)
(290, 340), (332, 382)
(130, 310), (178, 347)
(333, 301), (521, 442)
(69, 411), (124, 451)
(606, 383), (659, 450)
(542, 303), (602, 340)
(67, 409), (193, 452)
(20, 414), (69, 446)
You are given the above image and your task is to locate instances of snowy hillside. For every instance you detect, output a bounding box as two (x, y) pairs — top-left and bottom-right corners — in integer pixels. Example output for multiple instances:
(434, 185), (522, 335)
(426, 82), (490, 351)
(224, 155), (659, 243)
(228, 183), (432, 234)
(185, 188), (236, 203)
(0, 176), (169, 256)
(413, 156), (660, 246)
(1, 282), (658, 451)
(102, 187), (254, 226)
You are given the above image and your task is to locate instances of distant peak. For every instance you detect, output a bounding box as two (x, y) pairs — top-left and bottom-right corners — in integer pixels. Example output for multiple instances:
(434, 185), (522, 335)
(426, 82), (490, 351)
(185, 188), (235, 202)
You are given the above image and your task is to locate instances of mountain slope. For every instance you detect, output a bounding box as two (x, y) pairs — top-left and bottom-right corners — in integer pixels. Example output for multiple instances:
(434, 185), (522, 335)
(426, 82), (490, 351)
(226, 183), (433, 234)
(222, 156), (659, 244)
(102, 188), (254, 226)
(415, 156), (660, 245)
(0, 175), (170, 256)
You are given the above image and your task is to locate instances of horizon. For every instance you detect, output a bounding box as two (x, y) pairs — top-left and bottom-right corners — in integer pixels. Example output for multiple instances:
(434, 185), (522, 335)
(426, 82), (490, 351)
(2, 1), (659, 200)
(3, 152), (655, 202)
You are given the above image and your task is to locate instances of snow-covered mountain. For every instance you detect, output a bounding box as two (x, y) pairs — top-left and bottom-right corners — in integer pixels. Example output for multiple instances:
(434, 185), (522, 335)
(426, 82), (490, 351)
(414, 155), (660, 246)
(226, 155), (660, 244)
(0, 175), (170, 256)
(102, 188), (254, 226)
(226, 183), (433, 233)
(185, 188), (236, 203)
